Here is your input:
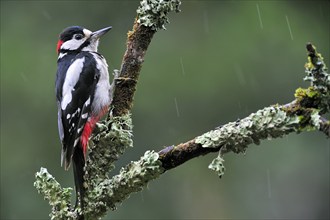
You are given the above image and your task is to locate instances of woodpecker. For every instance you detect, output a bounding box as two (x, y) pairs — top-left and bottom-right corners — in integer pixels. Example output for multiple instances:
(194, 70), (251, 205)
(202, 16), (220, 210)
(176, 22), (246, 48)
(55, 26), (112, 210)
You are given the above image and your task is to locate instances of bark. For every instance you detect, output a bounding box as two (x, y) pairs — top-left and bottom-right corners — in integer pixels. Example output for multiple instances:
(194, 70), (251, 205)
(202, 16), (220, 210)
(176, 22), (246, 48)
(34, 1), (329, 219)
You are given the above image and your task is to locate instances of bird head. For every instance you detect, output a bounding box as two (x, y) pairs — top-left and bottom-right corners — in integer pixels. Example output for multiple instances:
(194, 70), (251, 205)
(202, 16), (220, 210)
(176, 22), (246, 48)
(56, 26), (112, 54)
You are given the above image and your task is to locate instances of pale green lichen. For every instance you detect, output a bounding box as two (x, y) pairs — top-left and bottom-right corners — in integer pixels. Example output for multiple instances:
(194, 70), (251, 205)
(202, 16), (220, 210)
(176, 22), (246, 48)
(84, 151), (164, 219)
(83, 114), (134, 218)
(137, 0), (181, 30)
(35, 114), (135, 219)
(294, 87), (319, 100)
(310, 109), (322, 130)
(304, 44), (330, 113)
(34, 168), (77, 220)
(196, 106), (301, 153)
(110, 150), (164, 204)
(208, 155), (225, 178)
(87, 113), (134, 178)
(199, 44), (329, 178)
(304, 46), (329, 91)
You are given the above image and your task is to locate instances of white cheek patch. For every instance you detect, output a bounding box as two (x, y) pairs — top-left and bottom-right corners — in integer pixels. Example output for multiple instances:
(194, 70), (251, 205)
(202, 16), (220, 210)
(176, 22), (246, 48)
(61, 39), (81, 51)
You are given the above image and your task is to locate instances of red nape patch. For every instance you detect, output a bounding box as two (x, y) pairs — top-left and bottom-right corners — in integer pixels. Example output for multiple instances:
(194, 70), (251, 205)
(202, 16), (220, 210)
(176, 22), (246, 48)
(80, 117), (98, 158)
(56, 40), (63, 54)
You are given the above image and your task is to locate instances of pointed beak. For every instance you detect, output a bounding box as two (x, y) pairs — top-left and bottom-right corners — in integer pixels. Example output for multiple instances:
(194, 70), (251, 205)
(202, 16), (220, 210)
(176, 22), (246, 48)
(91, 26), (112, 39)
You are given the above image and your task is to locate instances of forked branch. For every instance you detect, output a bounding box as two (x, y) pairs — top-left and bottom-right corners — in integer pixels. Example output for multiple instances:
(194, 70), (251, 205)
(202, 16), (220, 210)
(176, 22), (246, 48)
(34, 0), (329, 219)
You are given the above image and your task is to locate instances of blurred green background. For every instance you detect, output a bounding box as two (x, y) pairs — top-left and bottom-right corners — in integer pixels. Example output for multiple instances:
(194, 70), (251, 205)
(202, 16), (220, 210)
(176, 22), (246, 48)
(1, 0), (329, 219)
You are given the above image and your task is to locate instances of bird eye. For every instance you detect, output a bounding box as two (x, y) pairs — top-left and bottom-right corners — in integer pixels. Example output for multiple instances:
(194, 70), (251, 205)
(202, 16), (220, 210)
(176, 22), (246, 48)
(74, 34), (84, 40)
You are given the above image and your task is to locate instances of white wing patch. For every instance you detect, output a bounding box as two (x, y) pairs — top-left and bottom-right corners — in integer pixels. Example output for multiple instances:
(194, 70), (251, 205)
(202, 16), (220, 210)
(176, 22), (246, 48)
(61, 57), (85, 110)
(85, 97), (91, 106)
(74, 138), (80, 147)
(77, 127), (83, 134)
(69, 108), (81, 122)
(81, 113), (88, 119)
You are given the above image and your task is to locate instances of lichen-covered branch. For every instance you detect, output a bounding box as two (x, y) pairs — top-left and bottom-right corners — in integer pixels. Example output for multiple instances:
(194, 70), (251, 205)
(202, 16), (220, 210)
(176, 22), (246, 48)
(107, 151), (164, 206)
(159, 43), (329, 176)
(34, 168), (77, 219)
(110, 0), (181, 117)
(34, 0), (181, 219)
(159, 106), (300, 172)
(159, 43), (329, 177)
(83, 115), (133, 219)
(90, 43), (329, 205)
(34, 0), (329, 218)
(319, 116), (330, 136)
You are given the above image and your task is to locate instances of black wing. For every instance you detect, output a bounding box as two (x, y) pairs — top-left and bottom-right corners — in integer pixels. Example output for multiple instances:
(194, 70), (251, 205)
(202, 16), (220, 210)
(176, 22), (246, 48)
(56, 52), (100, 169)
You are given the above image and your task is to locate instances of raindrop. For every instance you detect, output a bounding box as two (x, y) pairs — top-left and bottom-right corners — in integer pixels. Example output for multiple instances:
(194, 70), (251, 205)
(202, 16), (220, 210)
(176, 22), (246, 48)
(249, 74), (259, 92)
(244, 106), (249, 116)
(140, 191), (144, 202)
(174, 97), (180, 117)
(42, 10), (52, 20)
(20, 72), (28, 82)
(319, 4), (324, 20)
(234, 63), (246, 85)
(256, 4), (263, 29)
(179, 57), (186, 76)
(237, 101), (242, 110)
(285, 15), (294, 40)
(203, 10), (210, 34)
(266, 168), (272, 199)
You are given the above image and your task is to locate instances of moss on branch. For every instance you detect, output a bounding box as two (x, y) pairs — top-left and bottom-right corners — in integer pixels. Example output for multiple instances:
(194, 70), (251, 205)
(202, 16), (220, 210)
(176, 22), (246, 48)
(137, 0), (181, 30)
(35, 151), (163, 220)
(107, 151), (164, 206)
(34, 168), (77, 219)
(34, 1), (182, 219)
(159, 42), (329, 176)
(195, 106), (300, 152)
(83, 114), (133, 218)
(111, 0), (181, 117)
(34, 0), (329, 217)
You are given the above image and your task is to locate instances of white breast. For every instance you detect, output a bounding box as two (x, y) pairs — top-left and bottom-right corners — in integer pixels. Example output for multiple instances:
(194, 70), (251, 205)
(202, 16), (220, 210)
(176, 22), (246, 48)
(91, 53), (111, 115)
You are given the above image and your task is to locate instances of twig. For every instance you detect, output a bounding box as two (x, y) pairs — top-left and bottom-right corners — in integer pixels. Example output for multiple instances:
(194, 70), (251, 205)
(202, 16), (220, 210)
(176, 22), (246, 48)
(34, 0), (329, 218)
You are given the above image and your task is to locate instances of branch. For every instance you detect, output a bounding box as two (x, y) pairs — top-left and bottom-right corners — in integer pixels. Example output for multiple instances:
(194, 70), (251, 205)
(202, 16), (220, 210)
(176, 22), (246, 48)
(158, 43), (329, 174)
(34, 0), (329, 218)
(319, 116), (330, 136)
(34, 0), (181, 219)
(106, 47), (329, 202)
(110, 0), (181, 117)
(109, 22), (154, 117)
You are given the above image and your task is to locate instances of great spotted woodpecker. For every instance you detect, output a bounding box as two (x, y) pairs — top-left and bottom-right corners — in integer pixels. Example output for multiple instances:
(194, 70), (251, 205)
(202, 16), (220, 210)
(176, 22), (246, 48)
(55, 26), (112, 209)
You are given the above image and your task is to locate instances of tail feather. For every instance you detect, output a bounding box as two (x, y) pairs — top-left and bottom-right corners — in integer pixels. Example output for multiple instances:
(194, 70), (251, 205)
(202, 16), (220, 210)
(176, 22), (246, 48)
(61, 147), (69, 170)
(72, 146), (85, 218)
(61, 143), (74, 171)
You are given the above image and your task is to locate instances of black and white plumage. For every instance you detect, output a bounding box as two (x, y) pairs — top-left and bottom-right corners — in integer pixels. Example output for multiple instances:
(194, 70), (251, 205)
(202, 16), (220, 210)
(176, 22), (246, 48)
(55, 26), (112, 210)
